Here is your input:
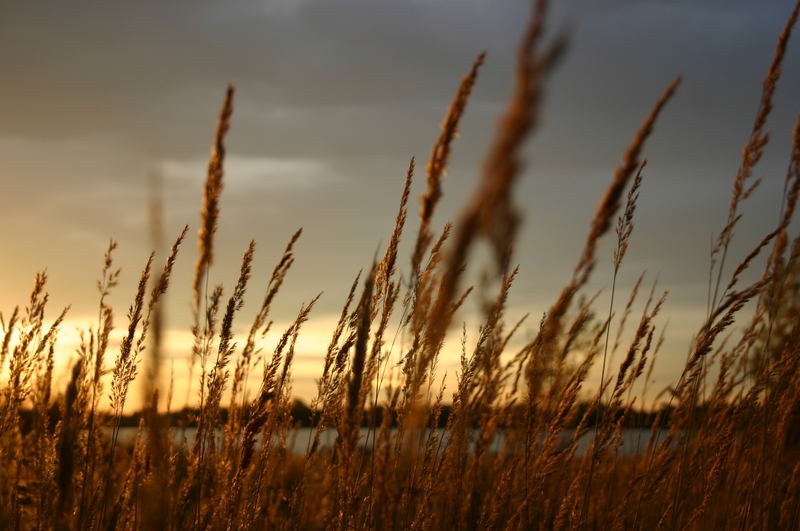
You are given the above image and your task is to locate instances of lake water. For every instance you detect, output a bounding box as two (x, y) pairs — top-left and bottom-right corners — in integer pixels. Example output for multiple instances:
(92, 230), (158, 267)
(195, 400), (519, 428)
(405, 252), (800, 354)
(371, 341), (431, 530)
(113, 426), (665, 456)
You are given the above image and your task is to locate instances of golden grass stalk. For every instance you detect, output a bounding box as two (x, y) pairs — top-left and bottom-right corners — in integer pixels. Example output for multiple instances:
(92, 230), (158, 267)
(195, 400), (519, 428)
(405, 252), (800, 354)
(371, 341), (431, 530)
(412, 54), (485, 278)
(416, 0), (564, 413)
(55, 359), (84, 526)
(710, 1), (800, 312)
(193, 84), (235, 310)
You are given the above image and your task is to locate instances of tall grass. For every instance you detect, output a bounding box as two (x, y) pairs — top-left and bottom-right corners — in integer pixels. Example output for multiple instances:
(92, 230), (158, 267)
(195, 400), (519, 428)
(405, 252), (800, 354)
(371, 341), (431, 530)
(2, 1), (800, 529)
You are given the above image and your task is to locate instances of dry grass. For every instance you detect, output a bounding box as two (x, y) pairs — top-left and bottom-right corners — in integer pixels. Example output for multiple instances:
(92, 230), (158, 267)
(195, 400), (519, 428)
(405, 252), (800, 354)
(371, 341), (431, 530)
(2, 1), (800, 529)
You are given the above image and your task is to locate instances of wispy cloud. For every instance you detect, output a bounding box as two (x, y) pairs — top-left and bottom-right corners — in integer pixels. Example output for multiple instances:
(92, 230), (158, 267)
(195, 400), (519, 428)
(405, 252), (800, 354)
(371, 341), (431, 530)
(161, 154), (336, 190)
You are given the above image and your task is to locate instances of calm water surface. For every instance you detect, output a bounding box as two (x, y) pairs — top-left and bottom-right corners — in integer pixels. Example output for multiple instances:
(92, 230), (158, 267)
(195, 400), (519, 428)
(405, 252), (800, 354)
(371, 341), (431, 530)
(113, 427), (666, 456)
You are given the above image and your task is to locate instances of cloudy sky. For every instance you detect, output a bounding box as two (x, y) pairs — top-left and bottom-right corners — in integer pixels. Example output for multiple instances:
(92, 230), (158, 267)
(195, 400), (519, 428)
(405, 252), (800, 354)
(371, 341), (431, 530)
(2, 0), (799, 405)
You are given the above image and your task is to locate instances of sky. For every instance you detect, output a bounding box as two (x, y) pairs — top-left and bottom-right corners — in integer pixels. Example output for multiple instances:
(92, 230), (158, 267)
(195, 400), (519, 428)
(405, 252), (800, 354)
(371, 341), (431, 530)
(1, 0), (799, 408)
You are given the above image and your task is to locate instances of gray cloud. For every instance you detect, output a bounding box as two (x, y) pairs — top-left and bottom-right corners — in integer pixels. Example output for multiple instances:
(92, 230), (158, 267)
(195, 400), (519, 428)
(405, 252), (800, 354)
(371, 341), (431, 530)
(1, 0), (799, 393)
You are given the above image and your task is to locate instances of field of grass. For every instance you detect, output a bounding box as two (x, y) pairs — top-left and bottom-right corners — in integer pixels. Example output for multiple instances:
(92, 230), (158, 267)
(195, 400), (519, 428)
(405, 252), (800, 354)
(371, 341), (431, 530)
(2, 1), (800, 529)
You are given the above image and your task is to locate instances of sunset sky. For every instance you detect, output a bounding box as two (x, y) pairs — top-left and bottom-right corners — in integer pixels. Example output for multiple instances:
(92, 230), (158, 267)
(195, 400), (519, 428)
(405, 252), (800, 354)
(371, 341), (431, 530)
(2, 0), (799, 406)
